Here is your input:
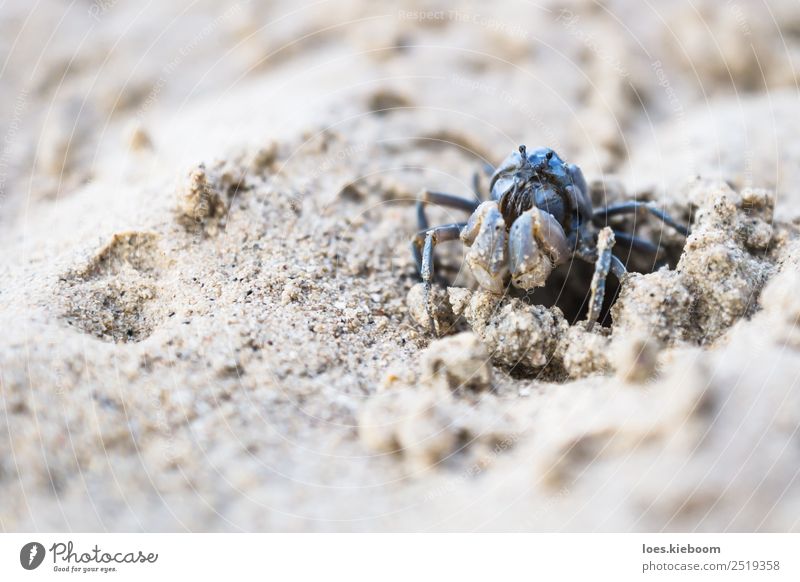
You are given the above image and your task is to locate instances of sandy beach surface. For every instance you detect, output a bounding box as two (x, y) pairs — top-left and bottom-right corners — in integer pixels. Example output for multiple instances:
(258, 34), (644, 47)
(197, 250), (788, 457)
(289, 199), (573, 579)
(1, 0), (800, 531)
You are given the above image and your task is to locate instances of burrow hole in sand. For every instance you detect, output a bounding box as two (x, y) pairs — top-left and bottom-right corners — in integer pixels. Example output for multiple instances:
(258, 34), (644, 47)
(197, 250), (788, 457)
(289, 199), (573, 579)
(513, 229), (687, 326)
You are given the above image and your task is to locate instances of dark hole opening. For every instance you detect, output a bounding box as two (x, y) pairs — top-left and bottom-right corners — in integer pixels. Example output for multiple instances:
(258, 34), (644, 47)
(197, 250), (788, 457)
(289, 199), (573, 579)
(517, 234), (686, 326)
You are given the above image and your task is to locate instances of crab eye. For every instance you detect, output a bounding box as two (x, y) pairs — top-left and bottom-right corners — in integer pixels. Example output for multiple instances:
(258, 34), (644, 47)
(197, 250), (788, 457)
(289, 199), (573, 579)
(546, 151), (554, 161)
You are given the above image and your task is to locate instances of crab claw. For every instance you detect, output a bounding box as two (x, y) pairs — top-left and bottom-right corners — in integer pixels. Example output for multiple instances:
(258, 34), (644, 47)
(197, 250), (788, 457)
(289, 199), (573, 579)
(460, 201), (509, 293)
(508, 207), (570, 290)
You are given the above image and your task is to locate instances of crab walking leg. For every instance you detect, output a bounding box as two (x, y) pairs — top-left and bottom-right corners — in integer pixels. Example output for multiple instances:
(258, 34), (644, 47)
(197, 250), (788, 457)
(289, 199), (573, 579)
(416, 190), (480, 232)
(472, 162), (495, 201)
(411, 222), (465, 334)
(471, 172), (483, 202)
(610, 253), (627, 284)
(411, 213), (470, 275)
(586, 227), (618, 330)
(612, 230), (662, 256)
(413, 187), (477, 276)
(593, 201), (689, 236)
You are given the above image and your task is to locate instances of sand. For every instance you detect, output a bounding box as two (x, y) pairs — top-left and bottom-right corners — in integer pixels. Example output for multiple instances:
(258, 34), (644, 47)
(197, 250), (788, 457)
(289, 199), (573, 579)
(1, 0), (800, 531)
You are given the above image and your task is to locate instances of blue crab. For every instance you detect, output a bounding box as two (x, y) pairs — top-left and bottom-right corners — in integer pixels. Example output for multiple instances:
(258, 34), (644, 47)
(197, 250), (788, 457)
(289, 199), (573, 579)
(412, 145), (689, 333)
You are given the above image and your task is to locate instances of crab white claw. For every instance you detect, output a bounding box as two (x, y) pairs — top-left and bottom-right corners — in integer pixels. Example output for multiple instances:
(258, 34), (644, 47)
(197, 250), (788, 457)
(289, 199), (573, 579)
(460, 201), (508, 293)
(508, 207), (570, 290)
(460, 202), (570, 293)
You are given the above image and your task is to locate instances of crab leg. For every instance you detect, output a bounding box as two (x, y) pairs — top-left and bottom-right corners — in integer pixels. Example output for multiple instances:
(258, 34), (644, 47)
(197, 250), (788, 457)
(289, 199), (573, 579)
(586, 227), (623, 330)
(416, 190), (479, 231)
(472, 162), (495, 201)
(593, 201), (689, 236)
(411, 222), (466, 335)
(413, 188), (478, 282)
(612, 230), (662, 255)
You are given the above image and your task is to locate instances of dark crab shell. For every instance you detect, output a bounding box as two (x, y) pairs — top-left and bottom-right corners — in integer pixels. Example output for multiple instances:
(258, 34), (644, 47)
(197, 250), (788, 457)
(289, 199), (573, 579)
(489, 146), (593, 229)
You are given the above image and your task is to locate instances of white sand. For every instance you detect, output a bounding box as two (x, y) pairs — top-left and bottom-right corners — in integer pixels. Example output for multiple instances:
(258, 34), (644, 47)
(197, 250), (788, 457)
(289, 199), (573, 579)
(1, 0), (799, 531)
